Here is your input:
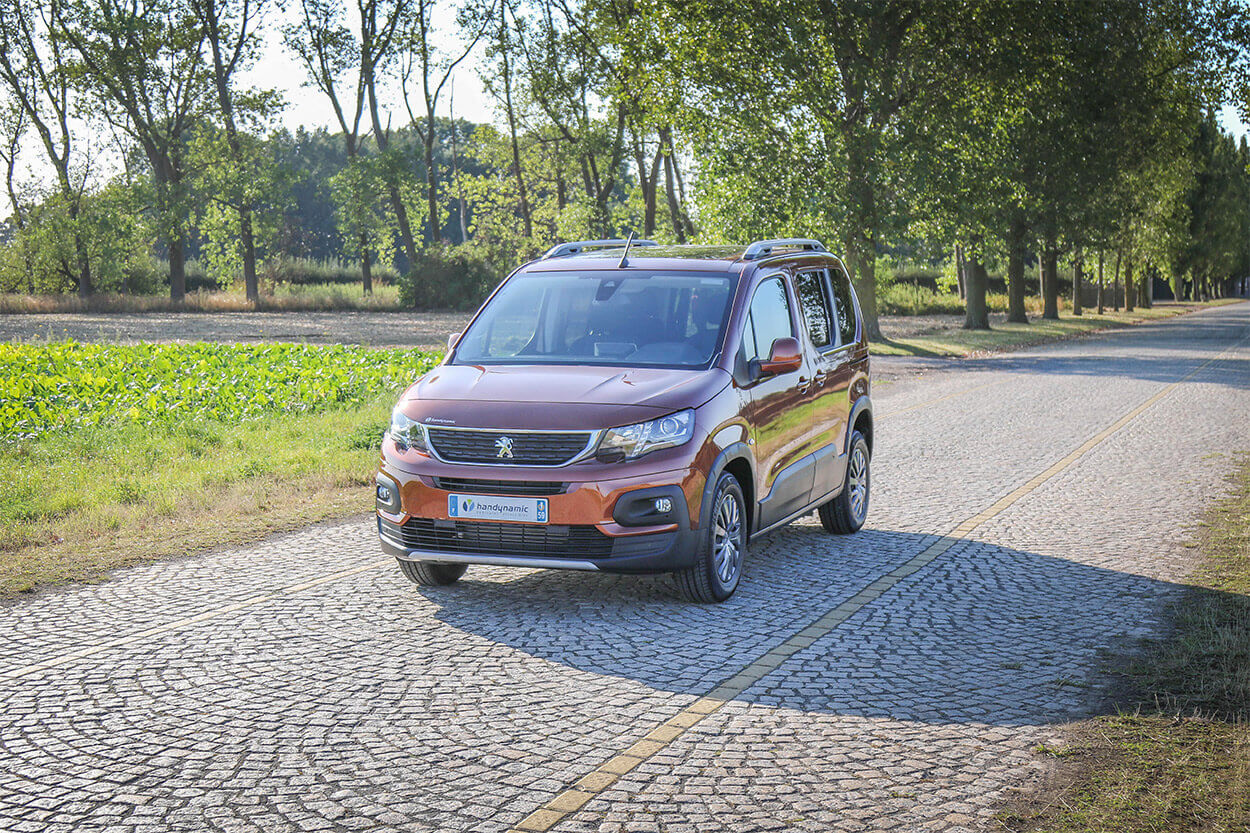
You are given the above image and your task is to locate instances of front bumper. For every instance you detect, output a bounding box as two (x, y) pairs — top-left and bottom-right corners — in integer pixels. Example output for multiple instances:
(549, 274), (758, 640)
(377, 516), (697, 573)
(375, 457), (705, 574)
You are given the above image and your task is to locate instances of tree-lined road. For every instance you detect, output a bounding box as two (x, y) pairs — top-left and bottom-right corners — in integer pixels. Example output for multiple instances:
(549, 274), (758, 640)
(1, 303), (1247, 832)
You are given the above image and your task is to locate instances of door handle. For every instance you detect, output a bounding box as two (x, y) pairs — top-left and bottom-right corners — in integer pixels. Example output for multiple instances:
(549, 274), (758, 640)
(797, 375), (811, 393)
(813, 369), (828, 387)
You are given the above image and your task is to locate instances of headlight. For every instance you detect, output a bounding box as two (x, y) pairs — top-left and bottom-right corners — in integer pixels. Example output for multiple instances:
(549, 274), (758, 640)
(389, 407), (429, 453)
(598, 409), (694, 461)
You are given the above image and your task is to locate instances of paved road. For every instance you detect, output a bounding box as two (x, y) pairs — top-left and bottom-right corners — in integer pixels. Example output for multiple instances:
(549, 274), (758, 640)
(2, 303), (1248, 832)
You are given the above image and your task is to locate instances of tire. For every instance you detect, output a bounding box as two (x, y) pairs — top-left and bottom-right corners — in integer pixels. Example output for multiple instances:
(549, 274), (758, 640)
(397, 559), (467, 586)
(818, 430), (870, 534)
(675, 472), (748, 603)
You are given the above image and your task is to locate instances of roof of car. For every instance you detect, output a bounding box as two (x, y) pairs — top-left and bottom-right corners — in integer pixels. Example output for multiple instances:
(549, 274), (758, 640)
(521, 242), (840, 274)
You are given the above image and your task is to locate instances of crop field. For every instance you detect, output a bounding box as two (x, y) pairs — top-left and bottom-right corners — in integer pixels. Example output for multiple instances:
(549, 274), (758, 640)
(0, 341), (438, 438)
(0, 342), (440, 595)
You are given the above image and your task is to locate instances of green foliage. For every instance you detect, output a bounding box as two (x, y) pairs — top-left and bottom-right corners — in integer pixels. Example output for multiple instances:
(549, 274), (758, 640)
(0, 180), (153, 294)
(397, 244), (505, 310)
(189, 125), (291, 287)
(0, 342), (440, 440)
(329, 154), (397, 269)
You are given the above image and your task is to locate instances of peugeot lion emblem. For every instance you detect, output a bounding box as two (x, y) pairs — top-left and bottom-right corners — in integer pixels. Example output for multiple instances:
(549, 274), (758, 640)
(494, 436), (514, 459)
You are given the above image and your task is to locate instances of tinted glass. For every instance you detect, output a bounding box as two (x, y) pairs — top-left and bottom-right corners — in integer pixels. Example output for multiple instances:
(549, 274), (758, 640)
(743, 277), (793, 361)
(829, 264), (857, 346)
(795, 271), (832, 348)
(454, 271), (737, 368)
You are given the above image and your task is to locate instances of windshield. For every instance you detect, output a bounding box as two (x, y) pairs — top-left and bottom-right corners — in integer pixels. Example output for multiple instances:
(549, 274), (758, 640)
(453, 271), (738, 368)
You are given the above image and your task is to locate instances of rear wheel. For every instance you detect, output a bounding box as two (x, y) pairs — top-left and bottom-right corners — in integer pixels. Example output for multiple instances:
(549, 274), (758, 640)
(676, 472), (747, 603)
(398, 559), (467, 586)
(818, 430), (870, 534)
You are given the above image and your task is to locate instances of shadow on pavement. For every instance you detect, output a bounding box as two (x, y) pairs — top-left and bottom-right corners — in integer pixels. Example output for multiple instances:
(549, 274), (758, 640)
(418, 523), (1194, 728)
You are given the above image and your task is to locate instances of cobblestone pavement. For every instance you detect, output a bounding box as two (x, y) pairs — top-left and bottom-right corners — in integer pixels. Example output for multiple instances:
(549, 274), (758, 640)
(2, 303), (1248, 832)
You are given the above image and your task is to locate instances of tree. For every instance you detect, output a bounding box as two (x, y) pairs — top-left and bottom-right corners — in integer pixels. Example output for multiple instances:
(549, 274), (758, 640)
(58, 0), (209, 302)
(652, 0), (967, 340)
(285, 0), (399, 293)
(0, 0), (97, 297)
(398, 0), (491, 248)
(190, 0), (272, 304)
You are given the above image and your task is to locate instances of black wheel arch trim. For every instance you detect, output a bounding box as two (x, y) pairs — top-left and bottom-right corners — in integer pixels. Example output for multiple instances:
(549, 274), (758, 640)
(701, 441), (755, 535)
(847, 394), (873, 455)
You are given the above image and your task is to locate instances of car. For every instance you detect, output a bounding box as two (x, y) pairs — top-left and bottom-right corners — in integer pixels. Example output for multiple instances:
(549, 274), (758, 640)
(374, 237), (872, 602)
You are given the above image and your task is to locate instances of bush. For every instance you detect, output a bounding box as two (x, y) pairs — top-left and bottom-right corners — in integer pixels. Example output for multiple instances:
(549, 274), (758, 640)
(268, 257), (399, 286)
(398, 244), (505, 311)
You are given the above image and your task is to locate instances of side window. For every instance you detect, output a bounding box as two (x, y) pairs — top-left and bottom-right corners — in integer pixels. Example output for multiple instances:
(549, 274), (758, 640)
(794, 270), (833, 349)
(828, 264), (858, 346)
(742, 277), (794, 361)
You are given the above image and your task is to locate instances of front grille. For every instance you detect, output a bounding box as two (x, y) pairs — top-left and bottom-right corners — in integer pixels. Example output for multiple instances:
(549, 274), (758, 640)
(433, 477), (566, 496)
(427, 428), (592, 466)
(380, 517), (614, 559)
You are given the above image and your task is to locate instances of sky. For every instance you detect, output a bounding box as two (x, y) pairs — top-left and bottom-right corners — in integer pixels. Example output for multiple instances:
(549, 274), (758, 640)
(242, 4), (499, 137)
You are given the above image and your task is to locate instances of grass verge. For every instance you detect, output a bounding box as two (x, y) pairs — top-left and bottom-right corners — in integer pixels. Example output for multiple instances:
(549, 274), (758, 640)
(0, 342), (439, 598)
(999, 455), (1250, 831)
(872, 300), (1243, 357)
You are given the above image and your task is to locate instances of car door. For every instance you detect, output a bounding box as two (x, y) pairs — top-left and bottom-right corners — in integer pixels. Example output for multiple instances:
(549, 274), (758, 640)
(793, 267), (852, 501)
(739, 274), (816, 530)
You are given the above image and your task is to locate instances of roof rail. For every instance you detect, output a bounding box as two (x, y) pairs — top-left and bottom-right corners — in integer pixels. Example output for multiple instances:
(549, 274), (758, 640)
(542, 238), (659, 259)
(741, 238), (827, 261)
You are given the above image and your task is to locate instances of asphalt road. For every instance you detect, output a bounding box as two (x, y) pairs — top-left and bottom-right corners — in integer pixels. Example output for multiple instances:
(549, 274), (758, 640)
(2, 302), (1248, 832)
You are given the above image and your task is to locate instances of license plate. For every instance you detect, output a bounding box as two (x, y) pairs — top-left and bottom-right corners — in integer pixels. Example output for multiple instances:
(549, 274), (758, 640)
(447, 494), (548, 524)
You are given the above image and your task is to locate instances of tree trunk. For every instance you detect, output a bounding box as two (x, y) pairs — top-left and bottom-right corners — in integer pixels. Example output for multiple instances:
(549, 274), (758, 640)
(1042, 243), (1059, 320)
(424, 108), (441, 244)
(1072, 249), (1083, 316)
(1140, 268), (1152, 309)
(662, 148), (684, 243)
(634, 134), (660, 238)
(1006, 217), (1028, 323)
(1112, 250), (1121, 311)
(1097, 250), (1104, 315)
(844, 142), (881, 341)
(665, 131), (696, 239)
(360, 234), (373, 295)
(963, 258), (989, 330)
(73, 230), (93, 298)
(954, 243), (966, 300)
(500, 23), (532, 239)
(660, 126), (689, 242)
(367, 99), (418, 274)
(1124, 256), (1135, 312)
(848, 239), (882, 341)
(169, 234), (186, 302)
(203, 2), (259, 305)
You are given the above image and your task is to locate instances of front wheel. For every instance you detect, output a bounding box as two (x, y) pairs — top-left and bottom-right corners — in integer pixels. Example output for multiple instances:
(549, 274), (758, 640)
(818, 430), (870, 534)
(398, 559), (467, 586)
(675, 472), (747, 603)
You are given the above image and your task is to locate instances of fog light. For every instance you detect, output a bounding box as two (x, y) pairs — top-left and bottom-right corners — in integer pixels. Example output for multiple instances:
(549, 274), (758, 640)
(377, 485), (392, 502)
(653, 497), (673, 514)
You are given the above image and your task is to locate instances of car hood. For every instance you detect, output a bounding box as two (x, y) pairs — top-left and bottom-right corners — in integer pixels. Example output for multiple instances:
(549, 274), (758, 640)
(399, 364), (731, 431)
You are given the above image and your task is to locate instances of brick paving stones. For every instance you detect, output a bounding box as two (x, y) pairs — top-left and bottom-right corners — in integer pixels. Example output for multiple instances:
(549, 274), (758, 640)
(1, 303), (1247, 832)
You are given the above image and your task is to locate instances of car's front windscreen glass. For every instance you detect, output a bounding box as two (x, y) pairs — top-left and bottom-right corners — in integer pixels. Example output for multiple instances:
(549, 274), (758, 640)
(453, 271), (738, 368)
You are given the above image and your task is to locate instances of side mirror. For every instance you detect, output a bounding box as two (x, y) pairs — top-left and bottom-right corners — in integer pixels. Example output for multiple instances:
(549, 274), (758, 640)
(755, 336), (802, 377)
(446, 332), (460, 352)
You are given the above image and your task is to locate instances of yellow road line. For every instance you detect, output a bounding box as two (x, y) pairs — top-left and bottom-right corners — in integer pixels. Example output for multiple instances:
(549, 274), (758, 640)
(511, 334), (1247, 833)
(0, 559), (390, 681)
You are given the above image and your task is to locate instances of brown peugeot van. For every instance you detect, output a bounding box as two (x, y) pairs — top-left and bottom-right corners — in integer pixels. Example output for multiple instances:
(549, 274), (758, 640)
(375, 238), (872, 602)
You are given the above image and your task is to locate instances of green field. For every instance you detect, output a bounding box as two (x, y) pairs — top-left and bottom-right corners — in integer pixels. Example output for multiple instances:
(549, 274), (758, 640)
(0, 342), (440, 595)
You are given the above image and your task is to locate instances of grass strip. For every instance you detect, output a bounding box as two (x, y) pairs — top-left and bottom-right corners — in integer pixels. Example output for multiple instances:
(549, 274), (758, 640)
(871, 300), (1243, 358)
(0, 342), (439, 597)
(999, 455), (1250, 832)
